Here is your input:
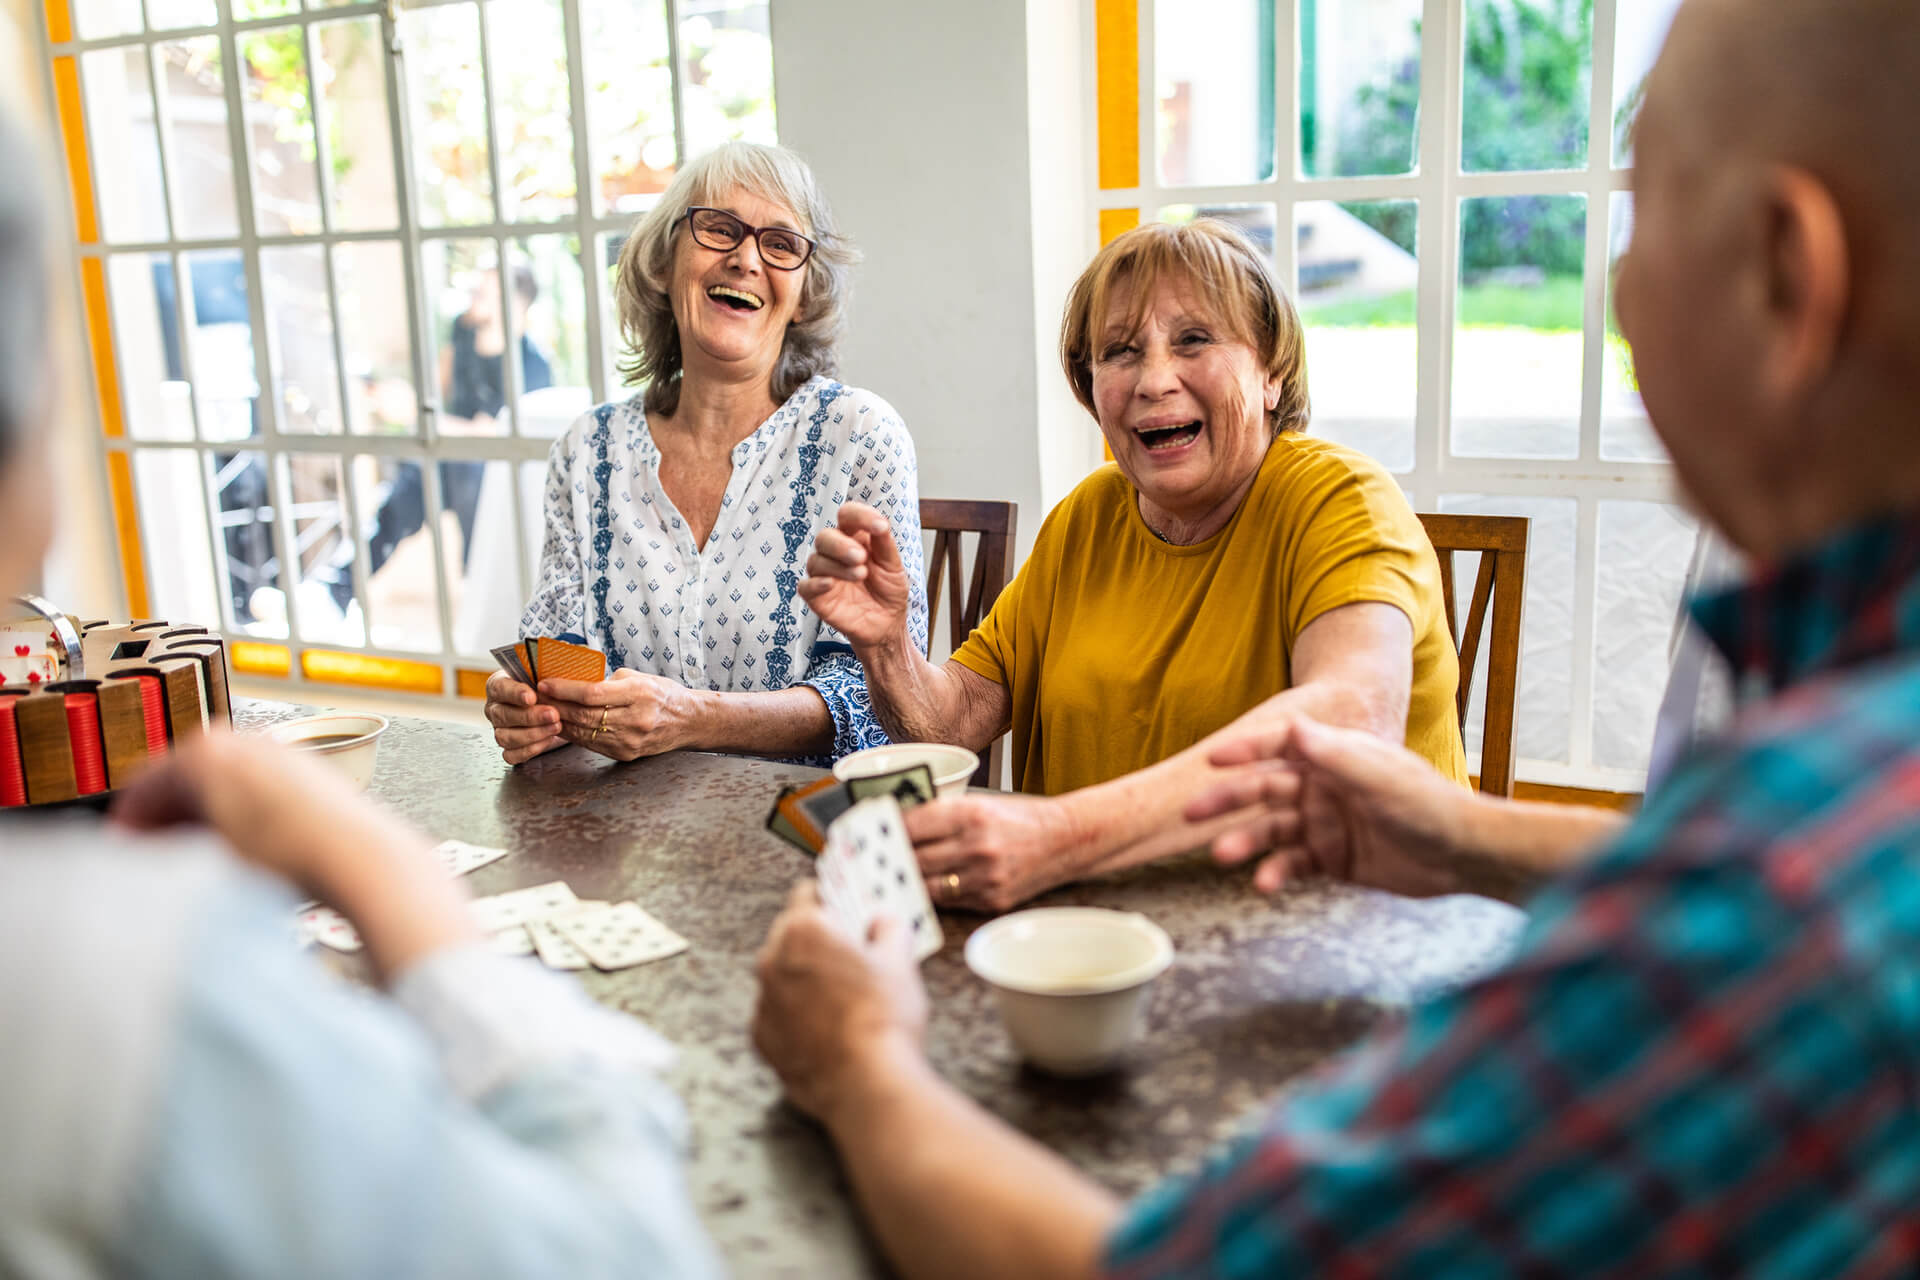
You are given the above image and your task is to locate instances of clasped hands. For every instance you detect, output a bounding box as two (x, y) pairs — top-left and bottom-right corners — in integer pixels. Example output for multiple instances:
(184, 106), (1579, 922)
(485, 668), (695, 765)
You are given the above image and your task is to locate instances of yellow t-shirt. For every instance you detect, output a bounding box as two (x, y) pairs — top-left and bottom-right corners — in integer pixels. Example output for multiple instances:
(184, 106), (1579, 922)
(951, 434), (1468, 796)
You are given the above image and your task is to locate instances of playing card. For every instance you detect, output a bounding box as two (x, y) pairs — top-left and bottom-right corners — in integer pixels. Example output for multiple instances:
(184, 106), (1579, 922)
(516, 641), (536, 684)
(818, 797), (943, 961)
(531, 637), (606, 684)
(764, 775), (845, 854)
(527, 916), (595, 969)
(796, 776), (856, 839)
(488, 926), (536, 957)
(0, 654), (58, 687)
(552, 901), (689, 970)
(844, 763), (936, 811)
(764, 785), (815, 854)
(432, 839), (509, 878)
(468, 880), (580, 932)
(815, 837), (864, 937)
(298, 905), (363, 953)
(490, 645), (532, 686)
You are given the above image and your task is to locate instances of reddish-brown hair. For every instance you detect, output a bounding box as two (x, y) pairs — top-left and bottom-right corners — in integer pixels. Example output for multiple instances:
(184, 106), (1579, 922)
(1059, 219), (1310, 436)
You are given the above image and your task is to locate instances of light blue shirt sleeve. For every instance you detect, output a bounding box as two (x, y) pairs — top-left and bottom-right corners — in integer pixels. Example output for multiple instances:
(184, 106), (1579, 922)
(111, 869), (723, 1280)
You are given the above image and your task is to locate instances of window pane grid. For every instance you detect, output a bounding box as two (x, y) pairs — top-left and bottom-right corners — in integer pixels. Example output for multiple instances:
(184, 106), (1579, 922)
(1110, 0), (1676, 788)
(55, 0), (776, 696)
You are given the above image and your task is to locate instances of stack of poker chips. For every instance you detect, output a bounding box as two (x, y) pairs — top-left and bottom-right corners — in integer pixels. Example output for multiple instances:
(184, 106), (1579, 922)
(0, 619), (232, 808)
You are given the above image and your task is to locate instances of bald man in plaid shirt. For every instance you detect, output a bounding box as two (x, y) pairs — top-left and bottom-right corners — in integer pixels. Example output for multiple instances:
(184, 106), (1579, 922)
(747, 0), (1920, 1275)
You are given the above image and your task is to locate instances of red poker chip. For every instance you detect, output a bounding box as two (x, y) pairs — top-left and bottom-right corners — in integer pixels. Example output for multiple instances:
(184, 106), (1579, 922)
(0, 695), (24, 807)
(136, 674), (168, 755)
(64, 693), (106, 796)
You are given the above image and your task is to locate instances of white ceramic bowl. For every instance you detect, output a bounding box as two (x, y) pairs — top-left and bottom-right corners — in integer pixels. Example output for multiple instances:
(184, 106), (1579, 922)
(965, 907), (1175, 1076)
(267, 713), (389, 791)
(833, 741), (979, 799)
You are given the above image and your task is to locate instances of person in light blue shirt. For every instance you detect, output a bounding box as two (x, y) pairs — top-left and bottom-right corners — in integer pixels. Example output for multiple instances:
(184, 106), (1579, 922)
(0, 104), (719, 1280)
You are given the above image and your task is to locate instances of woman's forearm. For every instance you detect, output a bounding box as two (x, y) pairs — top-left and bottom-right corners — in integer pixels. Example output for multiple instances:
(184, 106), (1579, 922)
(685, 685), (837, 757)
(859, 633), (985, 748)
(824, 1037), (1119, 1280)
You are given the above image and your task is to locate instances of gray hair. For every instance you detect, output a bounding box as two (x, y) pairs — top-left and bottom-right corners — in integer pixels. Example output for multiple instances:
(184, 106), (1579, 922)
(0, 104), (49, 467)
(613, 142), (858, 415)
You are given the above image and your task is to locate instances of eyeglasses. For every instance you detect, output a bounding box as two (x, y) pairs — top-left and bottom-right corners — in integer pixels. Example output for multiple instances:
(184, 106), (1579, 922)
(680, 206), (817, 271)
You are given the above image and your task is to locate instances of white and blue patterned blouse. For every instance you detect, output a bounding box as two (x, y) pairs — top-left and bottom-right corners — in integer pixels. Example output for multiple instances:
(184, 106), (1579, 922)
(520, 375), (928, 762)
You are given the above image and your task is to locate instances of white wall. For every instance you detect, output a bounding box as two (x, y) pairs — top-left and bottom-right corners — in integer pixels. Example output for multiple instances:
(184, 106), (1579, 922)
(770, 0), (1100, 564)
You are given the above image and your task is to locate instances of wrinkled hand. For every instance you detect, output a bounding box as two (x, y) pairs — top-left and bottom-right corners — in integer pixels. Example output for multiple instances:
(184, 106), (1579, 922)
(752, 882), (930, 1122)
(906, 792), (1079, 913)
(111, 730), (427, 898)
(538, 668), (696, 762)
(1185, 717), (1475, 898)
(797, 502), (914, 650)
(485, 671), (565, 765)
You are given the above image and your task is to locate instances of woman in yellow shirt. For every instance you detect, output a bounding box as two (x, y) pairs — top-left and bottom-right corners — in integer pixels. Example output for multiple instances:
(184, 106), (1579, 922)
(801, 219), (1465, 910)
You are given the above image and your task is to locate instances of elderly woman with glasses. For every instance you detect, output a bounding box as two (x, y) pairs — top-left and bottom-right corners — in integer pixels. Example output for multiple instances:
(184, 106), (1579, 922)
(485, 142), (926, 766)
(801, 218), (1465, 910)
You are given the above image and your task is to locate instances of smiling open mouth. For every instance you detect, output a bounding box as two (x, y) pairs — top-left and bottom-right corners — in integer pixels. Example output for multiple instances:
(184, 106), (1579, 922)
(1136, 422), (1202, 451)
(707, 285), (764, 312)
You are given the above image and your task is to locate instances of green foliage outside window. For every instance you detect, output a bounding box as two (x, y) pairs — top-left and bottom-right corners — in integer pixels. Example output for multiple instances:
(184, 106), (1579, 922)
(1335, 0), (1595, 278)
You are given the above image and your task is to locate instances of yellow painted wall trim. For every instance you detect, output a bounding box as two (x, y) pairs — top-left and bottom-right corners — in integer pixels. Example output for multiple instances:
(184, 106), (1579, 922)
(78, 258), (123, 436)
(43, 0), (72, 47)
(1099, 207), (1140, 246)
(230, 640), (294, 677)
(49, 58), (95, 244)
(1094, 0), (1138, 190)
(102, 453), (148, 616)
(301, 648), (445, 695)
(455, 667), (493, 700)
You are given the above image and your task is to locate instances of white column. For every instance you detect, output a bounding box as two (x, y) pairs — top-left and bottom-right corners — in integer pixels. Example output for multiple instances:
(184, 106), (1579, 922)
(770, 0), (1099, 564)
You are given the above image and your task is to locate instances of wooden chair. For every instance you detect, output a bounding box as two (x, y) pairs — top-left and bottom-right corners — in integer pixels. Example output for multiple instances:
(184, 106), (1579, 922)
(1416, 513), (1529, 798)
(919, 498), (1018, 789)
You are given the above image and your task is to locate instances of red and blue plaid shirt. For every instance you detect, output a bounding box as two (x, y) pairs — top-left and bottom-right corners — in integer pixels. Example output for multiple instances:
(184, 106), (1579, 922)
(1104, 514), (1920, 1278)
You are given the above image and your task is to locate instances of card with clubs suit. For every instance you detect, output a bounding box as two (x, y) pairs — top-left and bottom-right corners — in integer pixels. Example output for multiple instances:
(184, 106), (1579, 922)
(817, 796), (943, 962)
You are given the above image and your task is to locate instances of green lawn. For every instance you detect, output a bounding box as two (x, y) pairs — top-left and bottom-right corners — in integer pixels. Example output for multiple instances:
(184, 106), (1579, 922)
(1301, 276), (1597, 332)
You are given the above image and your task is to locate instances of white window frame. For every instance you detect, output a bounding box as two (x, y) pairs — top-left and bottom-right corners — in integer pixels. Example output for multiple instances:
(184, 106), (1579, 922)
(1094, 0), (1674, 793)
(41, 0), (752, 703)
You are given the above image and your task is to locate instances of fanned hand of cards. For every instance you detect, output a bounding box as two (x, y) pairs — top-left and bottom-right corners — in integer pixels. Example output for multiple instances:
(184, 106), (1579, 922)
(765, 763), (936, 855)
(816, 795), (943, 961)
(491, 636), (607, 686)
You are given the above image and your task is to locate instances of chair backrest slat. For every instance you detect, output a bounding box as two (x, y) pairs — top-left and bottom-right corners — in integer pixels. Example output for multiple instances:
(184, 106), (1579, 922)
(1415, 513), (1529, 798)
(919, 498), (1020, 789)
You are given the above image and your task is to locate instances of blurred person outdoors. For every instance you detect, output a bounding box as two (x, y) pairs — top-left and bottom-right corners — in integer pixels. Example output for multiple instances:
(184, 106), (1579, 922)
(752, 0), (1920, 1273)
(801, 218), (1464, 911)
(0, 107), (720, 1278)
(486, 141), (926, 768)
(326, 263), (554, 615)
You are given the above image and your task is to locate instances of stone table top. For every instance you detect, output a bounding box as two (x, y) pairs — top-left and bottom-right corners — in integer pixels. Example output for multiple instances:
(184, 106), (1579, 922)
(240, 701), (1526, 1278)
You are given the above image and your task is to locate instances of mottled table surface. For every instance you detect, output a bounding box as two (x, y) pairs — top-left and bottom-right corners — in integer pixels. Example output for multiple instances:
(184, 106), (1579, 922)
(240, 701), (1526, 1277)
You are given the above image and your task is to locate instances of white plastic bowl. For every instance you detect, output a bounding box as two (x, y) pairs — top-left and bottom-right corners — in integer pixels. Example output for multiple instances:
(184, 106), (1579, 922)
(833, 741), (979, 799)
(267, 713), (389, 792)
(965, 907), (1175, 1076)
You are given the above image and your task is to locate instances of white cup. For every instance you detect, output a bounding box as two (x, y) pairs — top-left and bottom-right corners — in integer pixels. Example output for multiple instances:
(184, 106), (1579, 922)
(965, 907), (1175, 1076)
(267, 713), (389, 791)
(833, 741), (980, 798)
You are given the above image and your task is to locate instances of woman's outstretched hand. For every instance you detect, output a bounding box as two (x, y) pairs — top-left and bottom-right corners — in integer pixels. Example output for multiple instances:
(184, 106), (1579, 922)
(799, 502), (915, 651)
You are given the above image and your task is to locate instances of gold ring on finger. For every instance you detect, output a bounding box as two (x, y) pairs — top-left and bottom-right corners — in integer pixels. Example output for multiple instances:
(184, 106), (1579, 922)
(597, 706), (609, 733)
(944, 872), (960, 897)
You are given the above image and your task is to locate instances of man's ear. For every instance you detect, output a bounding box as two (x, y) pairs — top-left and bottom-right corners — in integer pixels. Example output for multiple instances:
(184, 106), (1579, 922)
(1757, 165), (1849, 407)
